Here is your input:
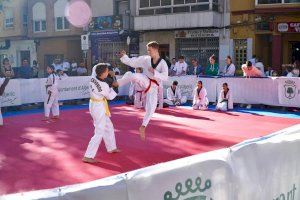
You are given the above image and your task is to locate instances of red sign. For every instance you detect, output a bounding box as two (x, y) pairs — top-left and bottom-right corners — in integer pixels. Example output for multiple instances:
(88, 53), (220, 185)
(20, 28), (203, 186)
(277, 22), (300, 33)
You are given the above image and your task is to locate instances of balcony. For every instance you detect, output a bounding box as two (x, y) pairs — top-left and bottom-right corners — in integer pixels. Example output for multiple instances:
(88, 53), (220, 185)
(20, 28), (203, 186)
(134, 0), (224, 31)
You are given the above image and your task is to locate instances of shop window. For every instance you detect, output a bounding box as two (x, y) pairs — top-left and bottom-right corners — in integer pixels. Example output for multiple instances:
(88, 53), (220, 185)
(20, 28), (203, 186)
(234, 39), (248, 69)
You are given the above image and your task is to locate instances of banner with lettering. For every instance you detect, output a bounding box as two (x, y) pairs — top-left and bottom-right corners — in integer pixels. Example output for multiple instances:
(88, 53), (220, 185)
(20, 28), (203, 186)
(1, 79), (21, 107)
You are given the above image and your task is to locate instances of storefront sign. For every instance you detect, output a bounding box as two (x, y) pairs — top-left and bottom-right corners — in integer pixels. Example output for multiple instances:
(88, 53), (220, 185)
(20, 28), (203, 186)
(89, 15), (122, 31)
(277, 22), (300, 33)
(175, 29), (219, 38)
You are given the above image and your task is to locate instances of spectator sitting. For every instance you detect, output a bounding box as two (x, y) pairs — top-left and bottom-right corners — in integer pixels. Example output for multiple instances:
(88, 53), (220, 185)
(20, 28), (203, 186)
(174, 56), (188, 76)
(52, 59), (63, 72)
(241, 61), (263, 77)
(70, 59), (78, 76)
(57, 69), (68, 80)
(192, 80), (209, 110)
(77, 63), (88, 76)
(223, 56), (236, 76)
(216, 83), (233, 112)
(187, 59), (203, 76)
(169, 58), (176, 76)
(205, 55), (219, 76)
(1, 58), (14, 78)
(62, 58), (70, 75)
(32, 60), (39, 78)
(111, 61), (121, 75)
(19, 59), (33, 79)
(265, 66), (274, 76)
(286, 64), (299, 77)
(164, 81), (187, 106)
(255, 58), (265, 77)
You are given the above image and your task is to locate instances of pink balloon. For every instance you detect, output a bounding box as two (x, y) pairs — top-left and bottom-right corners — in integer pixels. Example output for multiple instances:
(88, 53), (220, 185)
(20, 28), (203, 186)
(65, 0), (92, 28)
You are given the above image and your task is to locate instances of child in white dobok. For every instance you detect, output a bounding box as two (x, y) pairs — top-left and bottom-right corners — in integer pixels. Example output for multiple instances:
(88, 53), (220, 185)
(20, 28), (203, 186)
(83, 63), (120, 164)
(216, 83), (233, 111)
(192, 81), (209, 110)
(114, 41), (168, 140)
(44, 66), (60, 121)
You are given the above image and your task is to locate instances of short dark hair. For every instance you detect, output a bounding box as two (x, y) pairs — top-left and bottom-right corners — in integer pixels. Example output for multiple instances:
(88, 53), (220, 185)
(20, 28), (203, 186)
(210, 55), (216, 61)
(246, 61), (252, 67)
(179, 56), (184, 60)
(95, 63), (108, 77)
(172, 58), (176, 60)
(197, 80), (202, 85)
(173, 81), (178, 86)
(191, 58), (197, 62)
(22, 59), (28, 62)
(147, 41), (159, 50)
(223, 82), (228, 87)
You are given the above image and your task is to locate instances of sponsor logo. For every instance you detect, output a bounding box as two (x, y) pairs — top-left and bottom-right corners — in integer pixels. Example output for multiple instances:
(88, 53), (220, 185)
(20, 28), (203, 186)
(164, 177), (213, 200)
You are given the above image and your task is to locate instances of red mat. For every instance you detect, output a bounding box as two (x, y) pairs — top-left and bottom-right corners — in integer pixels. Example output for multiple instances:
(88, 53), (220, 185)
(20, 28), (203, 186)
(0, 105), (299, 195)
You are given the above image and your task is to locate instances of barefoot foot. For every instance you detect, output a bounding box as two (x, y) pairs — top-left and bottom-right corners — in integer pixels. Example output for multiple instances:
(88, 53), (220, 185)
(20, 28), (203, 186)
(139, 126), (146, 141)
(82, 157), (100, 163)
(108, 149), (121, 153)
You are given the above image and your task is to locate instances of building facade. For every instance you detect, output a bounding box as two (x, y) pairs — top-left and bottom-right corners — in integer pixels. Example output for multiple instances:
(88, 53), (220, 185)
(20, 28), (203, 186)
(0, 0), (36, 69)
(27, 0), (88, 77)
(88, 0), (139, 73)
(132, 0), (231, 69)
(230, 0), (300, 74)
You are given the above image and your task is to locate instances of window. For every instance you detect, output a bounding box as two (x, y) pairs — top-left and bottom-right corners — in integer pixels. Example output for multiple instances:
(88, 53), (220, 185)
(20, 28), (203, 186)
(257, 0), (300, 4)
(54, 0), (70, 31)
(33, 2), (46, 32)
(23, 7), (28, 27)
(55, 17), (69, 30)
(234, 39), (248, 69)
(139, 0), (212, 16)
(4, 9), (14, 28)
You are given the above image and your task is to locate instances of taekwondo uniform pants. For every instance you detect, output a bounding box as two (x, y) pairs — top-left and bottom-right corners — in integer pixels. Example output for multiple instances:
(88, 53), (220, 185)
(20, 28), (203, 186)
(44, 91), (60, 117)
(193, 99), (208, 110)
(216, 101), (228, 111)
(164, 96), (187, 106)
(84, 100), (117, 159)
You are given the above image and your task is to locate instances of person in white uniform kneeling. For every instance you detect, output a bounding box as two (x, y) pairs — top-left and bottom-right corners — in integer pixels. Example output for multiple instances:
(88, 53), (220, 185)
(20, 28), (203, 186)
(192, 81), (209, 110)
(216, 83), (233, 111)
(164, 81), (187, 106)
(83, 63), (120, 164)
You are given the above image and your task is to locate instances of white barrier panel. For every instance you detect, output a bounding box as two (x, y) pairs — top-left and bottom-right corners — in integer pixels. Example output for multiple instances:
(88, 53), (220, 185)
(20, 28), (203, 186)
(216, 77), (279, 105)
(230, 125), (300, 200)
(126, 149), (234, 200)
(277, 78), (300, 107)
(1, 79), (21, 107)
(1, 76), (299, 107)
(21, 79), (44, 104)
(1, 175), (128, 200)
